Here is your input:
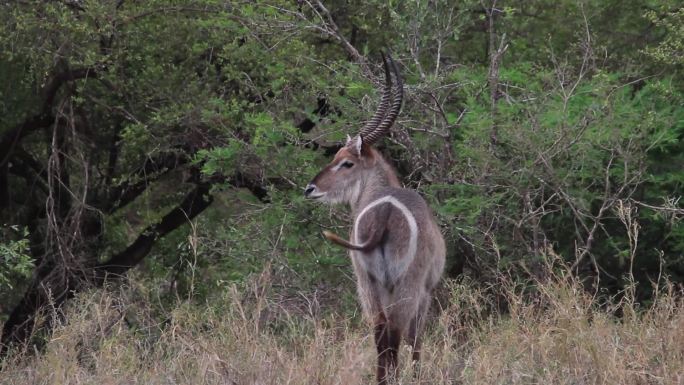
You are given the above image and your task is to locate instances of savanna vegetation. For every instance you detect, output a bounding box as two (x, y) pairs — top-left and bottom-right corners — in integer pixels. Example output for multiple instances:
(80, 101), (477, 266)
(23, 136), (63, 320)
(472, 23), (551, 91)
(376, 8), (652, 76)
(1, 1), (683, 383)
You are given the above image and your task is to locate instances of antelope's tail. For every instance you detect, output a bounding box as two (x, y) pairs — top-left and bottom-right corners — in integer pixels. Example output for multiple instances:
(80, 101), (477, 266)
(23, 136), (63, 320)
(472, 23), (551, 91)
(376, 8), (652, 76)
(322, 231), (367, 251)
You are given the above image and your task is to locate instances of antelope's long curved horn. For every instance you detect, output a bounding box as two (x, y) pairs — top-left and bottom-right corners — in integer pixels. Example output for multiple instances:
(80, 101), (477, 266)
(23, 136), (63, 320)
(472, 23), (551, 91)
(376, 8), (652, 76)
(357, 52), (392, 141)
(362, 53), (403, 145)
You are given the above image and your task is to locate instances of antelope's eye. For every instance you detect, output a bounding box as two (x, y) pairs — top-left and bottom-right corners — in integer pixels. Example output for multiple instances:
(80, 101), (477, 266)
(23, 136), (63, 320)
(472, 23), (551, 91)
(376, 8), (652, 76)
(341, 160), (354, 169)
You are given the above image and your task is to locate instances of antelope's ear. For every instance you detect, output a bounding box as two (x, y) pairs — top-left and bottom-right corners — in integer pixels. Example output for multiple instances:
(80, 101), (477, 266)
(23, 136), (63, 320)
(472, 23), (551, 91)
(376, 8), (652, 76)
(347, 135), (363, 156)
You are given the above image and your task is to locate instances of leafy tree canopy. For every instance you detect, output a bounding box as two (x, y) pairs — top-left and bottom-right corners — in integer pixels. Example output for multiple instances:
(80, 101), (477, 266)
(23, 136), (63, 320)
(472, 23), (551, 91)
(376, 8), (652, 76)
(0, 0), (682, 352)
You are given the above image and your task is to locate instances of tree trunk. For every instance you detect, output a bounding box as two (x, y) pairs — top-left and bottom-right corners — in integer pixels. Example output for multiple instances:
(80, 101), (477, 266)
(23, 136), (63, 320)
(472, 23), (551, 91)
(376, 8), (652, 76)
(0, 182), (213, 358)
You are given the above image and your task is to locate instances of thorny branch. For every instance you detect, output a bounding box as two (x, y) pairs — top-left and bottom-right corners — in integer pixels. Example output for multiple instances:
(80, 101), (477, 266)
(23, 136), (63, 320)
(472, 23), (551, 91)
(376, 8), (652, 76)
(483, 0), (508, 147)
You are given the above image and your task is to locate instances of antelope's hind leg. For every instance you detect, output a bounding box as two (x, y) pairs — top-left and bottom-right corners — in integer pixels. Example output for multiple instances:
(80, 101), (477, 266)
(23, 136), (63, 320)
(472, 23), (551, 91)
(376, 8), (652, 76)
(374, 314), (401, 385)
(407, 314), (423, 362)
(406, 296), (430, 380)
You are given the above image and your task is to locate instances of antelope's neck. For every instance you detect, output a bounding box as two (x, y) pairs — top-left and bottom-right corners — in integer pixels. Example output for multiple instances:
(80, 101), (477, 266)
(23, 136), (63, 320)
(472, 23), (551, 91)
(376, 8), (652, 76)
(351, 157), (401, 215)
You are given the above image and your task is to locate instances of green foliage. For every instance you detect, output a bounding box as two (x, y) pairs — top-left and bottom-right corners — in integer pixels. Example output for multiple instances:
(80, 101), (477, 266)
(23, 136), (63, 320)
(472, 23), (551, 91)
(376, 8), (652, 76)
(194, 142), (243, 176)
(1, 0), (683, 318)
(645, 6), (684, 65)
(0, 226), (33, 291)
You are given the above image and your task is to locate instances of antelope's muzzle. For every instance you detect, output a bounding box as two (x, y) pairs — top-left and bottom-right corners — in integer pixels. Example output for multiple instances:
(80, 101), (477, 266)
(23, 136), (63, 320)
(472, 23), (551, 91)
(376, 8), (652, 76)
(304, 183), (325, 200)
(304, 184), (315, 197)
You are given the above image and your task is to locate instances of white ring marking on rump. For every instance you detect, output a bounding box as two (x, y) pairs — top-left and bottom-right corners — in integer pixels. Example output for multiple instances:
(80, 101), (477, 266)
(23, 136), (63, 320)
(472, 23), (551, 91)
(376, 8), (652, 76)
(353, 195), (418, 278)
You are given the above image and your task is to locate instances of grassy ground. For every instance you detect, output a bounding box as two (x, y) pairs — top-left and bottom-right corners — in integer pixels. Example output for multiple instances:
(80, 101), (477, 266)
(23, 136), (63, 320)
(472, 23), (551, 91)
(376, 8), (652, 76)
(1, 266), (682, 385)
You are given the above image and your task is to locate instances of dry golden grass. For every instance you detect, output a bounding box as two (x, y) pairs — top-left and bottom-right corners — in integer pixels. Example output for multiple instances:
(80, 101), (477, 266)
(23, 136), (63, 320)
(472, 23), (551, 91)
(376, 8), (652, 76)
(1, 267), (683, 385)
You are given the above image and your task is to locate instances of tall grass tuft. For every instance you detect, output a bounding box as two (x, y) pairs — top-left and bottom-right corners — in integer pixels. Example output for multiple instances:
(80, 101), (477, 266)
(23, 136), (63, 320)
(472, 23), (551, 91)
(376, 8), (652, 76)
(1, 263), (682, 384)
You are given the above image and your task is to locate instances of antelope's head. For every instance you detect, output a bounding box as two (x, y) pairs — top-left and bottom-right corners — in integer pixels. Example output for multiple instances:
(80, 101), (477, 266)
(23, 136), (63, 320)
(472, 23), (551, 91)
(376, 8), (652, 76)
(304, 53), (403, 205)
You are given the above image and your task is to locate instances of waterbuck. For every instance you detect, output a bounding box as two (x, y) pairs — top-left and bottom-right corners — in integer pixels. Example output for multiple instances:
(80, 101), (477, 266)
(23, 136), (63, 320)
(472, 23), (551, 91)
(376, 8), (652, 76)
(304, 54), (445, 384)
